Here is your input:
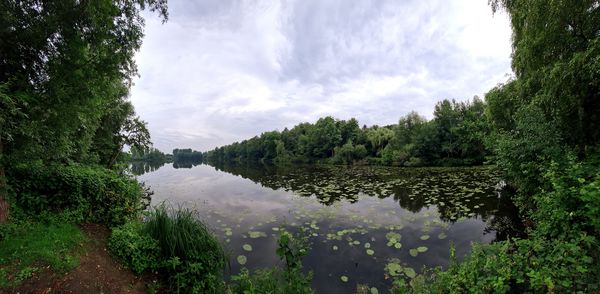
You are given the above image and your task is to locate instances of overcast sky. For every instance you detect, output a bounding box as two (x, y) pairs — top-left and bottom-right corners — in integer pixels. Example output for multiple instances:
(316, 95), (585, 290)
(130, 0), (513, 152)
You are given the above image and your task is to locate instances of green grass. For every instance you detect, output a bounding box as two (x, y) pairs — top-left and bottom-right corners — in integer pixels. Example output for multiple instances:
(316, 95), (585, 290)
(144, 205), (227, 292)
(0, 222), (85, 288)
(109, 204), (228, 292)
(144, 205), (226, 263)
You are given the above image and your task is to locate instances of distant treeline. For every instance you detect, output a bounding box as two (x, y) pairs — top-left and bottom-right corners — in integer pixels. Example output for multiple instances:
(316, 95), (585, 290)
(130, 147), (203, 167)
(131, 147), (172, 162)
(205, 97), (487, 166)
(173, 148), (203, 162)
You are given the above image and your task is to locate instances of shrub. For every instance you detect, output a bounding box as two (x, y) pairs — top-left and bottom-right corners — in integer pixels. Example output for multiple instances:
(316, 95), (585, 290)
(143, 205), (227, 293)
(533, 156), (600, 238)
(108, 221), (160, 274)
(7, 163), (144, 225)
(402, 234), (598, 293)
(395, 154), (600, 293)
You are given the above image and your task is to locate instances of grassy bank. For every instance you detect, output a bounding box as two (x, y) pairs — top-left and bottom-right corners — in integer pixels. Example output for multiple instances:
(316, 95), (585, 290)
(0, 221), (85, 289)
(0, 163), (145, 290)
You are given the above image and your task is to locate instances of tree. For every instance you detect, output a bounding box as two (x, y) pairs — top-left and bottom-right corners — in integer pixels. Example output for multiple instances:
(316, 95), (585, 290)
(488, 0), (600, 152)
(366, 127), (394, 157)
(337, 118), (361, 144)
(0, 0), (167, 220)
(308, 117), (342, 158)
(332, 140), (367, 164)
(90, 94), (149, 167)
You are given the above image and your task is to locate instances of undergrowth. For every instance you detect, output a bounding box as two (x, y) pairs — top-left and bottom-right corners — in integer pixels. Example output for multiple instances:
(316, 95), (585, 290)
(109, 204), (228, 293)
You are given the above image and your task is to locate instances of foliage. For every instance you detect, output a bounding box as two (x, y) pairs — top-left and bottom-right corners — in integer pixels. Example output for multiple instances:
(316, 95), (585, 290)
(532, 154), (600, 239)
(144, 205), (227, 293)
(108, 221), (160, 274)
(228, 229), (313, 294)
(395, 1), (600, 292)
(401, 232), (598, 293)
(7, 163), (144, 225)
(206, 98), (489, 167)
(131, 147), (172, 163)
(0, 0), (166, 166)
(173, 148), (203, 162)
(0, 221), (84, 289)
(488, 105), (565, 211)
(109, 205), (229, 293)
(331, 140), (368, 164)
(91, 96), (152, 168)
(276, 229), (312, 289)
(486, 1), (600, 160)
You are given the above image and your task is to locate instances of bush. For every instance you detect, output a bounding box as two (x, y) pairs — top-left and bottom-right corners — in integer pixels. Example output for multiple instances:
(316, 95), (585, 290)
(401, 234), (598, 293)
(395, 154), (600, 293)
(108, 221), (160, 274)
(109, 205), (228, 293)
(487, 105), (565, 212)
(7, 163), (144, 225)
(533, 155), (600, 238)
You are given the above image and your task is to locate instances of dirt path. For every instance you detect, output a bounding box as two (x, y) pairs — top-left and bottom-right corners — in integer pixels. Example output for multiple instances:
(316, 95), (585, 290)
(13, 223), (148, 294)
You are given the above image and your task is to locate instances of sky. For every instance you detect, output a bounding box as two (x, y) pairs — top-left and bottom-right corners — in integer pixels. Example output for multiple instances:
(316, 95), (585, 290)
(129, 0), (514, 152)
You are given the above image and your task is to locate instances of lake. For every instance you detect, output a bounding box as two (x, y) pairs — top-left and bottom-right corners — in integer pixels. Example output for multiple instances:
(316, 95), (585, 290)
(133, 162), (522, 293)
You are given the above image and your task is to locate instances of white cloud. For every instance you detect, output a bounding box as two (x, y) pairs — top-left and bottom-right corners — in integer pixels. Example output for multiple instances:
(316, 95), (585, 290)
(130, 0), (513, 151)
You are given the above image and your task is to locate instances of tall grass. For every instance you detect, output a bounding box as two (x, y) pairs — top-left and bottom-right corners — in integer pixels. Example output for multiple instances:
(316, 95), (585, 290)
(143, 204), (227, 293)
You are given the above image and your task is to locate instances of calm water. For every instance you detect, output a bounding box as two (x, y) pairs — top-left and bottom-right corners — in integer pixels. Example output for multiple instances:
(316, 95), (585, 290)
(134, 162), (521, 293)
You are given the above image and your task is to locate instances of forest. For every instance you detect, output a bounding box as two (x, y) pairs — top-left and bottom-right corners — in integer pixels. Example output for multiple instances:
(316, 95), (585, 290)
(0, 0), (599, 293)
(206, 98), (487, 166)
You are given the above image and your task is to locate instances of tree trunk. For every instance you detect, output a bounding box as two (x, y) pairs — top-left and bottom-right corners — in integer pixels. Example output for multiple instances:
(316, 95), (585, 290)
(0, 137), (8, 223)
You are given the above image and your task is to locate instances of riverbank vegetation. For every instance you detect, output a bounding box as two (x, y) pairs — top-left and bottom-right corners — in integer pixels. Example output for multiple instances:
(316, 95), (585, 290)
(0, 221), (84, 289)
(109, 205), (228, 292)
(393, 0), (600, 292)
(0, 0), (168, 290)
(0, 0), (598, 293)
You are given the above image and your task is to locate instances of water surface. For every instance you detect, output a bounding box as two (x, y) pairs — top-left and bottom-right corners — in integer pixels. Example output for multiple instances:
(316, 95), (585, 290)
(135, 163), (521, 293)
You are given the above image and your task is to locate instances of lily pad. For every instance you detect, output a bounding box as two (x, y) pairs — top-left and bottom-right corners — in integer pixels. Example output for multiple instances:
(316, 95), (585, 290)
(385, 232), (401, 242)
(370, 287), (379, 294)
(385, 232), (401, 247)
(242, 244), (253, 252)
(417, 246), (428, 253)
(403, 267), (416, 278)
(385, 259), (403, 276)
(420, 234), (430, 240)
(366, 249), (374, 255)
(364, 242), (371, 249)
(237, 255), (247, 265)
(394, 242), (402, 249)
(437, 232), (447, 239)
(409, 249), (418, 257)
(340, 275), (348, 282)
(248, 231), (267, 238)
(332, 245), (338, 251)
